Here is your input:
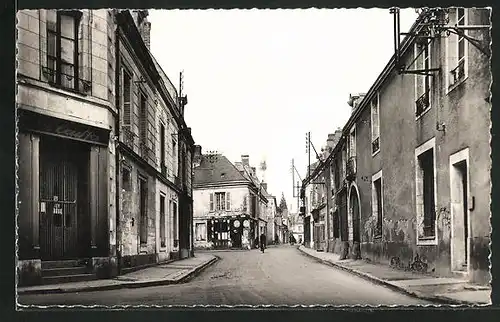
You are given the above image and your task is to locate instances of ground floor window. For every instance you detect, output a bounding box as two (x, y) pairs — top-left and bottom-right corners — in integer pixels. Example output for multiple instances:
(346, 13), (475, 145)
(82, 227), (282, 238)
(416, 139), (436, 242)
(372, 170), (383, 238)
(160, 194), (166, 247)
(139, 177), (148, 244)
(196, 222), (207, 241)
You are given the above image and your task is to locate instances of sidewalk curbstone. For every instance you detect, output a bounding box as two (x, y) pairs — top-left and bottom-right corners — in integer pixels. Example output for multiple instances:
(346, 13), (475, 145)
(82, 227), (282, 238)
(17, 255), (219, 296)
(297, 246), (469, 305)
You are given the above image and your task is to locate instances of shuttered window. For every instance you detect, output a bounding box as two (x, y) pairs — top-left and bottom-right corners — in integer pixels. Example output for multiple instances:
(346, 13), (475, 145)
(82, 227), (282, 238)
(160, 123), (165, 166)
(122, 68), (132, 125)
(226, 192), (231, 211)
(139, 91), (147, 144)
(160, 194), (166, 247)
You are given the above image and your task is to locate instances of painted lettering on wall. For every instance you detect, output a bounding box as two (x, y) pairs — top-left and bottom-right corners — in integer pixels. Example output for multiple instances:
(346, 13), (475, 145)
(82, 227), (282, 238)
(55, 124), (100, 142)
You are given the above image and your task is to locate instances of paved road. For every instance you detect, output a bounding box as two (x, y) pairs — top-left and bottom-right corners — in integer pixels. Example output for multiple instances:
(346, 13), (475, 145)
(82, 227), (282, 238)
(18, 246), (434, 307)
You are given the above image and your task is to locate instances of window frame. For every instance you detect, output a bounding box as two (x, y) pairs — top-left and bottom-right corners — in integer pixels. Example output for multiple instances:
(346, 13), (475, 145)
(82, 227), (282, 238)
(46, 10), (82, 92)
(121, 64), (133, 126)
(415, 137), (438, 245)
(160, 193), (166, 248)
(215, 192), (226, 211)
(372, 170), (383, 240)
(195, 222), (207, 241)
(370, 93), (380, 156)
(414, 38), (433, 119)
(159, 122), (166, 167)
(446, 8), (469, 93)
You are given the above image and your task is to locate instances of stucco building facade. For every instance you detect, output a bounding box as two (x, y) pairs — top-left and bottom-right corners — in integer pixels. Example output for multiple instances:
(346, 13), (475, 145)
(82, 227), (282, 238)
(301, 8), (491, 285)
(193, 151), (271, 250)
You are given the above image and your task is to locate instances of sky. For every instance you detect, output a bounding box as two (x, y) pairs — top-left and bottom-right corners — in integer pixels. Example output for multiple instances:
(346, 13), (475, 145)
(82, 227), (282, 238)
(148, 8), (418, 213)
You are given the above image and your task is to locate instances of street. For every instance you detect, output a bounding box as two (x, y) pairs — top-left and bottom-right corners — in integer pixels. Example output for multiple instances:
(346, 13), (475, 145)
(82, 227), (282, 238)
(18, 246), (435, 307)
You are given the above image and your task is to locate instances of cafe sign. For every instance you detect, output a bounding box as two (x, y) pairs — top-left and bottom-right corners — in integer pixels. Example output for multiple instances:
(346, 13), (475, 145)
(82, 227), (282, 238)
(18, 109), (110, 145)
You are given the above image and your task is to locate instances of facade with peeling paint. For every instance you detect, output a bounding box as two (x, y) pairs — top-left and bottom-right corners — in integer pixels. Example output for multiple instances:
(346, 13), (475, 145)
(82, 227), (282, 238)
(16, 9), (195, 286)
(301, 8), (491, 285)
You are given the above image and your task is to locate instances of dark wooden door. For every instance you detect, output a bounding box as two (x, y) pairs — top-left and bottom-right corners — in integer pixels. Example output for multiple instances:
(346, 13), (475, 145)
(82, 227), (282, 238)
(350, 188), (360, 243)
(40, 145), (79, 260)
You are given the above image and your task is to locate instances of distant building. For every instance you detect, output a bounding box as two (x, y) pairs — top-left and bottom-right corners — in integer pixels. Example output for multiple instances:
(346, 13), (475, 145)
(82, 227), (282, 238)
(193, 150), (269, 249)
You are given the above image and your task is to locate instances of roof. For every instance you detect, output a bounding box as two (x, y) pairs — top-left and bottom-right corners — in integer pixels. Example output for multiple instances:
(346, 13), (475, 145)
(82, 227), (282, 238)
(194, 154), (248, 186)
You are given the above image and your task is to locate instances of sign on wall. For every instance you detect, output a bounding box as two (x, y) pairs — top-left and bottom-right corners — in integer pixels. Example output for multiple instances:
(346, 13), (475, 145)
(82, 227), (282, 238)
(18, 109), (110, 146)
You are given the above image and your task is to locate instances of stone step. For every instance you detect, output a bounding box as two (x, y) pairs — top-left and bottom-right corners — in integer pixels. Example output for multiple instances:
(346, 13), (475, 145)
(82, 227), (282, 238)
(42, 273), (97, 285)
(41, 259), (90, 269)
(42, 266), (90, 277)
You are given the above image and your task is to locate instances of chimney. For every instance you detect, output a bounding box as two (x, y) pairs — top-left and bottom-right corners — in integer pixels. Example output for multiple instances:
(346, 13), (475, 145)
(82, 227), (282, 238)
(193, 145), (202, 168)
(261, 182), (268, 192)
(132, 10), (151, 50)
(142, 21), (151, 50)
(241, 155), (250, 167)
(347, 93), (366, 113)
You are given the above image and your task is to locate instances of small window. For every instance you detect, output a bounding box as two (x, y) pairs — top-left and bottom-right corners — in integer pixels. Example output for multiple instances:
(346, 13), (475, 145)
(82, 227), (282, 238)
(196, 223), (207, 241)
(417, 148), (436, 239)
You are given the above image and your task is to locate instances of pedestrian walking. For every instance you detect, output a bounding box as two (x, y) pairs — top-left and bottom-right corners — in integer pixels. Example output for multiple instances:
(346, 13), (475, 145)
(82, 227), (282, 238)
(259, 233), (267, 253)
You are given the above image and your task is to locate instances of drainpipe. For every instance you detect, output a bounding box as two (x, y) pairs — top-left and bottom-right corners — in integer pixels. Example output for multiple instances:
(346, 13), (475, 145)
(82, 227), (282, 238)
(114, 24), (121, 275)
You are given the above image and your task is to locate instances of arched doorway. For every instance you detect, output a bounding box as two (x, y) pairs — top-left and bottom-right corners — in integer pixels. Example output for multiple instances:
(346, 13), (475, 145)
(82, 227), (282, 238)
(349, 185), (361, 259)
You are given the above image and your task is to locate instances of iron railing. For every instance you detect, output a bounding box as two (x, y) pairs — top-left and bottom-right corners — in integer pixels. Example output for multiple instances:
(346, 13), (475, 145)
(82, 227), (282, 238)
(450, 59), (466, 86)
(416, 90), (430, 117)
(372, 137), (380, 154)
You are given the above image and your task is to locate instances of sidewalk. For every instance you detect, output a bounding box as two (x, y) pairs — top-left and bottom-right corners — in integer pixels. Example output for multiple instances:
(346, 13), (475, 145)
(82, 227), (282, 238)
(17, 253), (218, 295)
(298, 245), (491, 305)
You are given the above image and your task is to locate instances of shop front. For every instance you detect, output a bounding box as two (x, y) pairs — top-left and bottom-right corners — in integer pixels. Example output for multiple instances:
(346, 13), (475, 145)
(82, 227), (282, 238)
(17, 109), (112, 286)
(207, 214), (255, 249)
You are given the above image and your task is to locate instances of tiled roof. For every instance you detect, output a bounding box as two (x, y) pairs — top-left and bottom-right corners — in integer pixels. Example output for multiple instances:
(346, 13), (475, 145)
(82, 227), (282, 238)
(194, 154), (248, 185)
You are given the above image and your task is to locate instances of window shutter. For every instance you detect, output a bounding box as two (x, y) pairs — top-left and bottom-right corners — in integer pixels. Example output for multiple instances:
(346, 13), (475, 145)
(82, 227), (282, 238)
(209, 193), (214, 211)
(226, 192), (231, 211)
(123, 70), (131, 126)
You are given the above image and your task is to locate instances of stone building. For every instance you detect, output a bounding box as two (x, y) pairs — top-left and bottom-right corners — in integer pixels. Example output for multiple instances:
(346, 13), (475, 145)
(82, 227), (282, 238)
(301, 8), (491, 285)
(264, 194), (277, 244)
(17, 9), (119, 286)
(193, 150), (269, 250)
(16, 9), (195, 286)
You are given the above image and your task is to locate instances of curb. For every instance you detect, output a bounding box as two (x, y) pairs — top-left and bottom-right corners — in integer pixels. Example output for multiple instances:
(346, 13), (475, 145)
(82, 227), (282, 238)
(18, 256), (219, 296)
(297, 247), (468, 305)
(177, 255), (220, 283)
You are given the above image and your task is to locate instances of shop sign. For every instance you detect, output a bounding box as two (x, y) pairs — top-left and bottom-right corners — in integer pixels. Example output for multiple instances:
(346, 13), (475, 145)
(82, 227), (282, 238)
(18, 109), (110, 145)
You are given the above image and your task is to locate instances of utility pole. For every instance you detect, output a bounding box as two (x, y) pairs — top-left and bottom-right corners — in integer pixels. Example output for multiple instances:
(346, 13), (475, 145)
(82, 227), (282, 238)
(306, 132), (311, 180)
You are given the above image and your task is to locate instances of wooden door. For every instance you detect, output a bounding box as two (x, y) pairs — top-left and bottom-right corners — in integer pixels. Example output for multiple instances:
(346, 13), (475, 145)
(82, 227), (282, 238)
(40, 144), (79, 260)
(350, 188), (360, 243)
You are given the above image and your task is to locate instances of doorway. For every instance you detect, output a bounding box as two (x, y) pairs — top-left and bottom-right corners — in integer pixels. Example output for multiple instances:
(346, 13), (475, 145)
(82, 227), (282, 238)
(39, 136), (88, 260)
(349, 186), (361, 243)
(450, 150), (470, 272)
(349, 186), (361, 259)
